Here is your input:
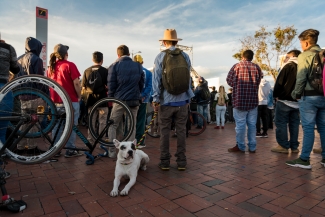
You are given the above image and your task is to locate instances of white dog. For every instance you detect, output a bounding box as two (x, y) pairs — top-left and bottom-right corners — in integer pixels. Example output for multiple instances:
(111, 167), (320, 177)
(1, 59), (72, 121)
(110, 139), (149, 197)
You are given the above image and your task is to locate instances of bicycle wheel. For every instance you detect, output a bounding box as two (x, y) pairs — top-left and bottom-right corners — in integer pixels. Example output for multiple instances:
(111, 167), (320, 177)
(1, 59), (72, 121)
(0, 75), (73, 164)
(88, 98), (134, 146)
(146, 111), (160, 138)
(188, 111), (206, 136)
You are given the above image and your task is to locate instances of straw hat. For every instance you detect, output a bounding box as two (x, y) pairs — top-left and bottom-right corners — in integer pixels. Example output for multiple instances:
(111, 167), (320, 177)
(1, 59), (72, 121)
(159, 29), (182, 41)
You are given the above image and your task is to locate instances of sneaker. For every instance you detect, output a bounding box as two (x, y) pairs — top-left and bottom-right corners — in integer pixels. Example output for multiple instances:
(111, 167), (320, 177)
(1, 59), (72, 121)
(158, 163), (170, 171)
(137, 144), (146, 149)
(291, 148), (300, 153)
(261, 133), (268, 138)
(256, 132), (263, 137)
(320, 159), (325, 167)
(4, 172), (10, 179)
(228, 145), (245, 153)
(221, 126), (224, 129)
(286, 158), (312, 169)
(214, 126), (220, 129)
(64, 150), (83, 158)
(313, 148), (322, 154)
(249, 149), (256, 153)
(178, 166), (186, 171)
(271, 145), (289, 154)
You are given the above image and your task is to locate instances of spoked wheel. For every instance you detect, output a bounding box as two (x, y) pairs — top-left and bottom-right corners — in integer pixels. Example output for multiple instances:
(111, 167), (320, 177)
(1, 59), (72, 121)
(88, 98), (134, 146)
(187, 111), (207, 136)
(0, 75), (73, 164)
(146, 111), (160, 138)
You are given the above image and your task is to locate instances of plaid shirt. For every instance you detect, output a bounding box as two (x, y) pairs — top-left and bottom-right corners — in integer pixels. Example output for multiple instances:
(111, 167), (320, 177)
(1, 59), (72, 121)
(226, 60), (262, 111)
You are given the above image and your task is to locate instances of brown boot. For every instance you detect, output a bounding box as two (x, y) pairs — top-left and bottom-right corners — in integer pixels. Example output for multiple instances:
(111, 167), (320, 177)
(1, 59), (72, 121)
(271, 145), (289, 153)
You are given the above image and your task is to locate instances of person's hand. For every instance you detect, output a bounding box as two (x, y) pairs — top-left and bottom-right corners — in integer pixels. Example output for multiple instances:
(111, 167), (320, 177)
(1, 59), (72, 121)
(152, 102), (159, 112)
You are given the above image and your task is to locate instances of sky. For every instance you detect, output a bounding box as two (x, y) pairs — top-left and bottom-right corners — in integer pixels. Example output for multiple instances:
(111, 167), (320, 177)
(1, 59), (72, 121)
(1, 0), (324, 88)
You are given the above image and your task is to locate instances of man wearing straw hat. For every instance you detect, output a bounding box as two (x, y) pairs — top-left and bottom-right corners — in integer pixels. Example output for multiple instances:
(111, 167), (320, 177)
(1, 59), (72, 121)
(152, 29), (194, 171)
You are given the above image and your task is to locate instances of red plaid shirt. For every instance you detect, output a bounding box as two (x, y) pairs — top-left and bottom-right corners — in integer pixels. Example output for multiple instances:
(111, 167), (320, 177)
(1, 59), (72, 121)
(226, 60), (262, 111)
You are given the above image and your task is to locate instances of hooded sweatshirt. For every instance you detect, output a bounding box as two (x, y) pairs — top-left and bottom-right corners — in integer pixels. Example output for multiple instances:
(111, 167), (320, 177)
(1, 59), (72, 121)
(17, 37), (43, 76)
(194, 78), (210, 104)
(258, 78), (271, 105)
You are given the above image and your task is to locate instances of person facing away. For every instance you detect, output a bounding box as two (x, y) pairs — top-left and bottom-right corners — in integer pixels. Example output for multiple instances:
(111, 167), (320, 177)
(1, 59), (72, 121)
(286, 29), (325, 169)
(152, 29), (194, 171)
(214, 85), (228, 129)
(47, 44), (83, 158)
(271, 49), (301, 154)
(107, 45), (144, 157)
(256, 76), (272, 138)
(226, 49), (263, 153)
(194, 76), (209, 129)
(210, 86), (217, 123)
(227, 88), (234, 123)
(16, 37), (48, 151)
(81, 51), (108, 144)
(134, 54), (152, 149)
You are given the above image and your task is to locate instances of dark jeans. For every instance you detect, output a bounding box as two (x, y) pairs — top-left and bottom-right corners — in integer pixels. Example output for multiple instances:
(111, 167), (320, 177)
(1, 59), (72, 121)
(159, 105), (188, 167)
(256, 105), (268, 133)
(275, 101), (299, 150)
(227, 105), (234, 122)
(136, 103), (147, 145)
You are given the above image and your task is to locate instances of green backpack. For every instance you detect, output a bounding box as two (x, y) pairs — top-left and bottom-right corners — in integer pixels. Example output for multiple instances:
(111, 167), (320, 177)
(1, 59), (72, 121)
(162, 48), (190, 95)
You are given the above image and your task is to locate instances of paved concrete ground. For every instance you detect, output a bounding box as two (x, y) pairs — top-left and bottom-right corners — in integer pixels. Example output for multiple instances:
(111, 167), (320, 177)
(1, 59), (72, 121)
(2, 123), (325, 217)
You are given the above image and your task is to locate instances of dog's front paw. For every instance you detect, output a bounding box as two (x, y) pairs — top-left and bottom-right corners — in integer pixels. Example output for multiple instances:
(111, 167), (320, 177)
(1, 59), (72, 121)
(110, 189), (119, 197)
(140, 165), (147, 171)
(120, 188), (129, 196)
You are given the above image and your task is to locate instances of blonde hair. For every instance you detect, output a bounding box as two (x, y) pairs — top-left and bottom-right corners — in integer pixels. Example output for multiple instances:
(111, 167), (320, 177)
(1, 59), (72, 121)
(218, 85), (226, 105)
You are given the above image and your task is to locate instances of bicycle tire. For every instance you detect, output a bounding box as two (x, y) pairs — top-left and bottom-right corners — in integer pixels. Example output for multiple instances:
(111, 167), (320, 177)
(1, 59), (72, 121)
(146, 111), (160, 138)
(88, 98), (134, 145)
(188, 111), (206, 136)
(0, 75), (73, 164)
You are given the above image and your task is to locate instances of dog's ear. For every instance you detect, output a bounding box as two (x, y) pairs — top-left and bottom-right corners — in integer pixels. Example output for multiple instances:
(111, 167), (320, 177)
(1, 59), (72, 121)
(131, 139), (137, 150)
(113, 139), (120, 148)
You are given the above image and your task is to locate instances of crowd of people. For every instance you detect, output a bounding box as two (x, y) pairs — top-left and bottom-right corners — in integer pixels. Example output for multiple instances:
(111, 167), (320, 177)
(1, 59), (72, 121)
(0, 28), (324, 172)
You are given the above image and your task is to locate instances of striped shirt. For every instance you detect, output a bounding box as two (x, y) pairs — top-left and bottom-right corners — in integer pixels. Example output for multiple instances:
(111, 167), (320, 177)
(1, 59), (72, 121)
(226, 60), (263, 111)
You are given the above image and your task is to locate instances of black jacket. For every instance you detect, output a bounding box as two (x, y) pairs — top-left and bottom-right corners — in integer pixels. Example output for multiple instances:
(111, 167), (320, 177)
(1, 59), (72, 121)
(273, 62), (297, 101)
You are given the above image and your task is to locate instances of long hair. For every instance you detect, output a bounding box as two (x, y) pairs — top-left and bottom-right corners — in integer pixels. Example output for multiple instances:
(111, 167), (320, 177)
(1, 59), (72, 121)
(49, 52), (65, 75)
(218, 85), (226, 105)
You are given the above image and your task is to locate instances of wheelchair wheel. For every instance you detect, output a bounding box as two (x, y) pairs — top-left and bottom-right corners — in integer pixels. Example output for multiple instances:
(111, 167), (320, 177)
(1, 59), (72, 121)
(188, 111), (207, 136)
(0, 75), (73, 164)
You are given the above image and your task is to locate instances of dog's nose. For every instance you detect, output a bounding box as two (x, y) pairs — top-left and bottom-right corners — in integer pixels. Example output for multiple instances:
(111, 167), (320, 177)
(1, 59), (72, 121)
(128, 150), (133, 156)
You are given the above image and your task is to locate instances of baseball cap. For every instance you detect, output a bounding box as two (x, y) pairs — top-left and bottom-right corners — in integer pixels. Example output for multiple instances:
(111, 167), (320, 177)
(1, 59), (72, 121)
(54, 44), (69, 56)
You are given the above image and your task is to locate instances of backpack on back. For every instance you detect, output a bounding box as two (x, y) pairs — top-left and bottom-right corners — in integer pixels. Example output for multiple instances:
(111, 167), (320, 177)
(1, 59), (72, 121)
(200, 86), (211, 101)
(86, 67), (105, 94)
(162, 48), (190, 95)
(308, 49), (325, 94)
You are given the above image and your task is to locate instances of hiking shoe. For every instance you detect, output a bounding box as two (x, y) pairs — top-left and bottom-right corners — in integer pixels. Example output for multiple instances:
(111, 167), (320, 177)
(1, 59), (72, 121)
(65, 151), (83, 158)
(313, 148), (322, 154)
(137, 144), (146, 149)
(178, 166), (186, 171)
(271, 145), (289, 154)
(221, 126), (225, 129)
(158, 163), (170, 171)
(228, 145), (245, 153)
(4, 172), (10, 179)
(256, 132), (263, 137)
(249, 149), (256, 153)
(286, 158), (311, 169)
(214, 126), (220, 129)
(320, 159), (325, 167)
(291, 148), (300, 153)
(261, 133), (268, 138)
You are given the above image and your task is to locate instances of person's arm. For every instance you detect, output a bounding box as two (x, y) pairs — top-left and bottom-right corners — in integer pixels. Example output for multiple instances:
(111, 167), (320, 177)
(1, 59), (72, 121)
(292, 55), (308, 100)
(152, 53), (163, 104)
(142, 70), (152, 101)
(138, 66), (145, 94)
(73, 78), (81, 101)
(9, 45), (21, 74)
(273, 65), (290, 98)
(107, 63), (117, 97)
(226, 65), (236, 87)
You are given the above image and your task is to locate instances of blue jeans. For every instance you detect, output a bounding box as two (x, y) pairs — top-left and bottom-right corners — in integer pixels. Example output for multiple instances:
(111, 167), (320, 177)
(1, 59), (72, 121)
(197, 104), (208, 127)
(299, 96), (325, 161)
(233, 107), (258, 151)
(0, 83), (13, 145)
(52, 102), (80, 152)
(275, 101), (300, 150)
